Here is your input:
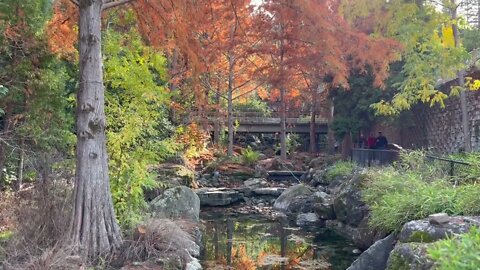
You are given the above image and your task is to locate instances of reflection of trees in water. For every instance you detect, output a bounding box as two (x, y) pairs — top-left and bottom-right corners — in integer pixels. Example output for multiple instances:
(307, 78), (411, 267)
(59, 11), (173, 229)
(201, 217), (331, 270)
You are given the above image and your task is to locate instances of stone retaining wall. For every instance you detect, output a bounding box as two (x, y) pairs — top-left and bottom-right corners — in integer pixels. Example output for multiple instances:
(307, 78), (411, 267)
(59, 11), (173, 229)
(374, 71), (480, 154)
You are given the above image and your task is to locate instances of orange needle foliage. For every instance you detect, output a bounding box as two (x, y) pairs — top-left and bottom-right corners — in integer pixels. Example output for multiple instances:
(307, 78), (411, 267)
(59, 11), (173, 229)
(251, 0), (401, 93)
(46, 0), (400, 116)
(46, 0), (78, 59)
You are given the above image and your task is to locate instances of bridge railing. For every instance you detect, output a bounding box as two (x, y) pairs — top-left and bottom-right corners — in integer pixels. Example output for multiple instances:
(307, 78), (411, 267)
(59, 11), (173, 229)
(180, 109), (328, 123)
(351, 148), (400, 167)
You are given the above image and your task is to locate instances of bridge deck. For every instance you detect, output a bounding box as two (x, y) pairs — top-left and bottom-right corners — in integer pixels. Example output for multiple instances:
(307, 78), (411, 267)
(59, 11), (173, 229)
(180, 110), (329, 134)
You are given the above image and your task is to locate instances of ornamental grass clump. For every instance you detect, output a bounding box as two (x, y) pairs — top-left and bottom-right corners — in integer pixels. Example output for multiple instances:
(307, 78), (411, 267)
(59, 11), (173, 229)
(324, 161), (356, 183)
(361, 150), (480, 232)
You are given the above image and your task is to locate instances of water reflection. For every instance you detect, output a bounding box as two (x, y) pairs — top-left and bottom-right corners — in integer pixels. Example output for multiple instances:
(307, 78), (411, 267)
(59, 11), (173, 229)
(200, 212), (358, 270)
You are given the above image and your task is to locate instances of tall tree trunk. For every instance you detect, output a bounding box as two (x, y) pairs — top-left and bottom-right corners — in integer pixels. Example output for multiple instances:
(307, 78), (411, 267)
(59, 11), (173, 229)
(309, 89), (317, 154)
(213, 90), (221, 145)
(280, 86), (287, 160)
(70, 0), (121, 258)
(16, 138), (24, 191)
(227, 54), (235, 157)
(452, 3), (471, 151)
(327, 98), (335, 154)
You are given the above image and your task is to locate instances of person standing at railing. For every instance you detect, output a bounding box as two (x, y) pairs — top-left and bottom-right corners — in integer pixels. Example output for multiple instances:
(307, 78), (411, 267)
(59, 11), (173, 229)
(356, 134), (367, 148)
(367, 133), (376, 149)
(375, 132), (388, 149)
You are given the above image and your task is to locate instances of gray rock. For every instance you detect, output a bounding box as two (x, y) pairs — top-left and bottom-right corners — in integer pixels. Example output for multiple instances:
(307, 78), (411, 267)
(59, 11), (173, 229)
(386, 242), (434, 270)
(399, 216), (480, 243)
(253, 187), (286, 196)
(150, 186), (200, 222)
(313, 202), (335, 220)
(429, 213), (450, 225)
(332, 174), (369, 227)
(347, 234), (395, 270)
(273, 184), (313, 213)
(313, 191), (331, 203)
(310, 169), (329, 186)
(326, 220), (387, 250)
(186, 257), (202, 270)
(286, 195), (316, 214)
(296, 213), (324, 228)
(233, 186), (253, 197)
(195, 188), (243, 206)
(243, 178), (267, 189)
(309, 157), (325, 169)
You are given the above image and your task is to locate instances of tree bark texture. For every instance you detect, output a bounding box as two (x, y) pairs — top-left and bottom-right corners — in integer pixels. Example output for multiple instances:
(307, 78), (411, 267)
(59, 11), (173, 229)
(309, 87), (318, 154)
(70, 0), (121, 258)
(213, 90), (221, 145)
(227, 54), (235, 157)
(280, 86), (287, 160)
(327, 98), (335, 154)
(452, 4), (471, 151)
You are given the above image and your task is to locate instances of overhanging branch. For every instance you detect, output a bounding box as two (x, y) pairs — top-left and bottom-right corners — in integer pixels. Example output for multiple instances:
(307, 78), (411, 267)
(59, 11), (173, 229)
(70, 0), (79, 6)
(102, 0), (136, 10)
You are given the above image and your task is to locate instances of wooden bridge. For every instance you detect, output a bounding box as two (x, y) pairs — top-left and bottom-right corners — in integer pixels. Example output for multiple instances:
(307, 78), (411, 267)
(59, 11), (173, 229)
(181, 110), (328, 134)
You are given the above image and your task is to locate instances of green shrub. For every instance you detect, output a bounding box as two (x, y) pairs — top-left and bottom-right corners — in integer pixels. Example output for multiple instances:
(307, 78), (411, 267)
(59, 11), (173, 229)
(286, 133), (301, 154)
(428, 227), (480, 270)
(324, 161), (356, 183)
(241, 147), (260, 166)
(362, 164), (480, 232)
(232, 98), (271, 116)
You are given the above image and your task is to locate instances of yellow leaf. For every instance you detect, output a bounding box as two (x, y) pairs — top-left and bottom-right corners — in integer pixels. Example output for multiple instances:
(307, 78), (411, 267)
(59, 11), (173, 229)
(441, 25), (455, 48)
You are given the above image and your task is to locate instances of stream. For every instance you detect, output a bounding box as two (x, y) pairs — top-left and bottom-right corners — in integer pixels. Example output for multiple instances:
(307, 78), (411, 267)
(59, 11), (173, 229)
(199, 208), (358, 270)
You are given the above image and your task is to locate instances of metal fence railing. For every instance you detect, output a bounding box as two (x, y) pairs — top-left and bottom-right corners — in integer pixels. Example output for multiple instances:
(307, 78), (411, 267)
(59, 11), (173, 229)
(426, 155), (472, 177)
(350, 148), (400, 167)
(351, 148), (472, 177)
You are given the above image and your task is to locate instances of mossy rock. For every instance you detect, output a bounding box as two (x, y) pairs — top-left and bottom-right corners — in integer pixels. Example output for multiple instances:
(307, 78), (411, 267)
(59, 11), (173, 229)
(386, 242), (434, 270)
(406, 231), (435, 243)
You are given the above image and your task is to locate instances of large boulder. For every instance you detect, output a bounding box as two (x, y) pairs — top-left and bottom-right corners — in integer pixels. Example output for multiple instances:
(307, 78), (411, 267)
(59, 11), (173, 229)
(386, 242), (434, 270)
(347, 234), (395, 270)
(195, 188), (243, 206)
(243, 178), (268, 189)
(323, 173), (387, 250)
(326, 220), (387, 250)
(257, 157), (294, 171)
(398, 216), (480, 243)
(296, 212), (325, 229)
(150, 186), (200, 222)
(313, 202), (335, 220)
(332, 174), (368, 227)
(253, 187), (285, 197)
(273, 184), (313, 213)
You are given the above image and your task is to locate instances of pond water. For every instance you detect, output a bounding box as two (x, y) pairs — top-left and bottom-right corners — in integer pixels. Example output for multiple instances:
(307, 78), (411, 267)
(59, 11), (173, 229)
(200, 209), (358, 270)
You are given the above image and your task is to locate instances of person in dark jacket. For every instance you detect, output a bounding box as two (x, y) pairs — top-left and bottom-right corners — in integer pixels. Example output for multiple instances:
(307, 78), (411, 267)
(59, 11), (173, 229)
(375, 132), (388, 149)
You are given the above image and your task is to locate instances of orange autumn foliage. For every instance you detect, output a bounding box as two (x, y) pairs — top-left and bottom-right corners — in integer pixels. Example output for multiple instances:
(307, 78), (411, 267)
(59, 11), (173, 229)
(46, 0), (77, 59)
(251, 0), (401, 101)
(232, 244), (257, 270)
(46, 0), (401, 117)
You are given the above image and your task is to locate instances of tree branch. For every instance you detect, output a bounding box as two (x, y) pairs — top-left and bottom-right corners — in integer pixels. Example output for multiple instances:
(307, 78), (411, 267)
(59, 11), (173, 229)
(70, 0), (79, 6)
(102, 0), (136, 11)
